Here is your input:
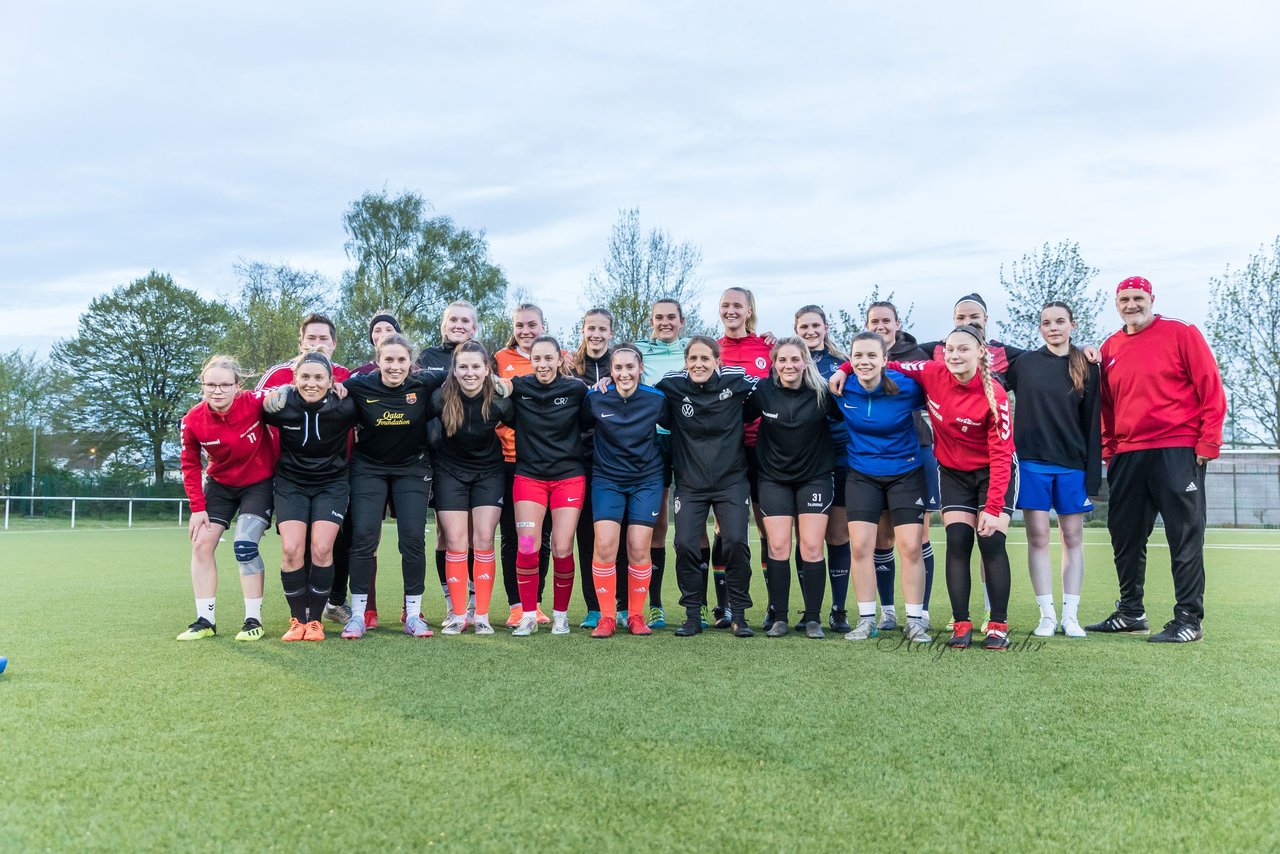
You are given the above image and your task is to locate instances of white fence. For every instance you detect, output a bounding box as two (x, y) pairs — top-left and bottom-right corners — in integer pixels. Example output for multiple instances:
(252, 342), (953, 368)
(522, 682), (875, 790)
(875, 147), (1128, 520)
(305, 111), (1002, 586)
(2, 496), (189, 530)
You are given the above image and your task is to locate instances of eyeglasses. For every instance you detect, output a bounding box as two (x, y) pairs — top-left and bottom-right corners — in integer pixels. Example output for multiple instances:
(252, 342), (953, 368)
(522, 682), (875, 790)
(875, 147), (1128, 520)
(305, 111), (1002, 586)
(202, 383), (236, 392)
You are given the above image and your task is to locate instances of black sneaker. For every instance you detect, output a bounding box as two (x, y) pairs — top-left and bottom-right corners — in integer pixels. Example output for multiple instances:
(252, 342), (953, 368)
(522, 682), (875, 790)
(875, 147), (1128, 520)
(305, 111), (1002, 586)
(761, 606), (777, 632)
(674, 618), (702, 637)
(828, 608), (852, 634)
(1149, 620), (1203, 644)
(804, 621), (825, 639)
(1085, 609), (1149, 634)
(766, 620), (788, 638)
(711, 606), (732, 629)
(946, 620), (973, 649)
(731, 619), (754, 638)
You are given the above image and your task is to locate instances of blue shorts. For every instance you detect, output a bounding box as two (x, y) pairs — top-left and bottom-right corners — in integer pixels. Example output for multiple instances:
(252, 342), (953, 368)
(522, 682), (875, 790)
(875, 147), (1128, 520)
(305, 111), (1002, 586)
(1016, 460), (1093, 514)
(919, 445), (940, 511)
(592, 477), (664, 527)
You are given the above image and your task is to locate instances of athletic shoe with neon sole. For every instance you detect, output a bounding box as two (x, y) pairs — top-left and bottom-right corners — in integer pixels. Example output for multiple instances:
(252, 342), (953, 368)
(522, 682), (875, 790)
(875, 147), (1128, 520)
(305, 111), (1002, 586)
(1060, 616), (1087, 638)
(1033, 616), (1058, 638)
(1085, 609), (1149, 634)
(364, 610), (379, 630)
(983, 621), (1010, 650)
(473, 615), (494, 635)
(341, 614), (366, 639)
(322, 603), (352, 624)
(506, 605), (524, 627)
(303, 620), (325, 641)
(235, 618), (264, 642)
(551, 614), (571, 635)
(591, 616), (617, 638)
(535, 607), (551, 624)
(699, 605), (710, 629)
(176, 617), (216, 641)
(979, 612), (991, 636)
(647, 606), (666, 628)
(627, 614), (651, 636)
(947, 620), (973, 649)
(281, 618), (307, 642)
(404, 615), (433, 638)
(844, 617), (878, 641)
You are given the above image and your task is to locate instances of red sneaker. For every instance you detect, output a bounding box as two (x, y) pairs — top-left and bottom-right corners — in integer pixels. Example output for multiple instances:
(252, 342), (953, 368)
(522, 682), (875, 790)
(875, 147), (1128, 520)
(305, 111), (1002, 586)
(947, 620), (973, 649)
(627, 614), (652, 636)
(364, 609), (379, 630)
(591, 616), (617, 638)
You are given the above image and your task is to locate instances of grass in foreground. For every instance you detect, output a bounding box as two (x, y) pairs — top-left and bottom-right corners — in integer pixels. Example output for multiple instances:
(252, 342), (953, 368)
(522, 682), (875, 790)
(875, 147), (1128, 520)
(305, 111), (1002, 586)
(1, 526), (1278, 852)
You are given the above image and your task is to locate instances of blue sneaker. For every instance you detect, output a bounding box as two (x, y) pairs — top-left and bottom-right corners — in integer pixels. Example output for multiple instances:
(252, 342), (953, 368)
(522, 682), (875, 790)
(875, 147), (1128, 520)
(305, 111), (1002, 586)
(647, 606), (666, 628)
(617, 609), (629, 625)
(699, 605), (710, 628)
(580, 610), (601, 629)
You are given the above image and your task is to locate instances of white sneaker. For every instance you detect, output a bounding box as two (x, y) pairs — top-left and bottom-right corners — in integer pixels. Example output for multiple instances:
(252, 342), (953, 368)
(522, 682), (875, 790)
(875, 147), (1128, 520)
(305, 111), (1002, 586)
(905, 617), (931, 644)
(441, 614), (467, 635)
(1060, 616), (1087, 638)
(551, 613), (570, 635)
(1033, 615), (1058, 638)
(473, 614), (494, 635)
(511, 614), (538, 636)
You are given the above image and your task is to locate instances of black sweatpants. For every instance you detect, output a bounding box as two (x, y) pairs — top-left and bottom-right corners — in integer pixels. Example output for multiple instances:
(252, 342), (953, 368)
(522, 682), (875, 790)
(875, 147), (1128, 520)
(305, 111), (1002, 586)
(673, 479), (752, 618)
(328, 512), (355, 606)
(1106, 447), (1207, 623)
(500, 461), (550, 607)
(348, 461), (431, 598)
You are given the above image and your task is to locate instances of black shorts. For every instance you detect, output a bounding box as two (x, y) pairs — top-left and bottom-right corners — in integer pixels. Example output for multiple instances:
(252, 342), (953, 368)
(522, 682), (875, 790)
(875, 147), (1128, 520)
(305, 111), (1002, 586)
(832, 464), (848, 509)
(274, 475), (349, 526)
(656, 432), (674, 489)
(744, 444), (761, 503)
(433, 467), (505, 512)
(203, 477), (273, 529)
(845, 467), (927, 526)
(758, 475), (834, 517)
(938, 463), (1018, 516)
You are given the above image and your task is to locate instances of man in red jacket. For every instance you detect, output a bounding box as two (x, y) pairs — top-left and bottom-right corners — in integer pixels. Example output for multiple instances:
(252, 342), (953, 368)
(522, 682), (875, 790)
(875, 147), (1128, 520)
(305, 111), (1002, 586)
(1087, 276), (1225, 643)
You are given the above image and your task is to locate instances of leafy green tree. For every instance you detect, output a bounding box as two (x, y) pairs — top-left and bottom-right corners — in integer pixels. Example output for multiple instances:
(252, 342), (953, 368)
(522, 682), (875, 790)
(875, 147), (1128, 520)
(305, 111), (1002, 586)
(582, 208), (710, 343)
(337, 189), (508, 359)
(0, 349), (52, 493)
(50, 271), (228, 483)
(219, 261), (332, 373)
(996, 241), (1105, 348)
(1208, 238), (1280, 446)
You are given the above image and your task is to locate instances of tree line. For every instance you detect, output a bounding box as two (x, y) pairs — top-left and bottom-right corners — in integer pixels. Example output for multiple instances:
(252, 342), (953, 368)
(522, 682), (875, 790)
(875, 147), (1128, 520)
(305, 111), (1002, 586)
(2, 186), (1276, 499)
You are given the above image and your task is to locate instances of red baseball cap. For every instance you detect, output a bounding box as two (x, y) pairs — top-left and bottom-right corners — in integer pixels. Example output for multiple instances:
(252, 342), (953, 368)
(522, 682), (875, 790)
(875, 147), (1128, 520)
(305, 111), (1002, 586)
(1116, 276), (1153, 295)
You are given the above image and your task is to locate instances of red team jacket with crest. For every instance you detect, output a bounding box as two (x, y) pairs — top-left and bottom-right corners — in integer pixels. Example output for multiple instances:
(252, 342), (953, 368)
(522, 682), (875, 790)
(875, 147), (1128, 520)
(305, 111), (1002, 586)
(180, 391), (278, 512)
(888, 360), (1015, 516)
(718, 334), (772, 446)
(1099, 315), (1226, 462)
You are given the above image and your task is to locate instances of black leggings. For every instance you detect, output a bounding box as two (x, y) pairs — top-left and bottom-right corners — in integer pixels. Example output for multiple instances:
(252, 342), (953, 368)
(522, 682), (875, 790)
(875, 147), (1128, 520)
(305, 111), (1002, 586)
(673, 480), (752, 617)
(348, 465), (430, 598)
(944, 523), (1010, 623)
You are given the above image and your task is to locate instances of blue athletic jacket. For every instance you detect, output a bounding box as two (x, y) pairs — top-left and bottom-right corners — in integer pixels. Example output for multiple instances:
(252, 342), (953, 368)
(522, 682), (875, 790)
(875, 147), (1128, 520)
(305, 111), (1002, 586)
(836, 369), (926, 477)
(581, 384), (670, 483)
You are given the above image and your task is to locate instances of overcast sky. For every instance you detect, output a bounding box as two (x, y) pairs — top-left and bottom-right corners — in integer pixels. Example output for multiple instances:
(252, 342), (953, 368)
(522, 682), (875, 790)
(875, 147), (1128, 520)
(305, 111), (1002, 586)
(2, 1), (1278, 356)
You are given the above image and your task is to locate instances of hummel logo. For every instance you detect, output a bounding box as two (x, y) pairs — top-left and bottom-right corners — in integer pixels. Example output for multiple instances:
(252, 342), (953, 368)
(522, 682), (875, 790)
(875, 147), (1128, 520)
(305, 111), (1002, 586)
(1185, 482), (1198, 492)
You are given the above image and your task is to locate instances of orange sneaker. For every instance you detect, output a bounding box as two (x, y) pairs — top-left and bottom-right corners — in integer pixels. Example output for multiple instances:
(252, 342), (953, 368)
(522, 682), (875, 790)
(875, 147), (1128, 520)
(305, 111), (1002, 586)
(506, 605), (524, 627)
(281, 618), (306, 642)
(591, 616), (617, 638)
(303, 620), (325, 641)
(627, 614), (652, 636)
(535, 606), (551, 624)
(365, 609), (379, 629)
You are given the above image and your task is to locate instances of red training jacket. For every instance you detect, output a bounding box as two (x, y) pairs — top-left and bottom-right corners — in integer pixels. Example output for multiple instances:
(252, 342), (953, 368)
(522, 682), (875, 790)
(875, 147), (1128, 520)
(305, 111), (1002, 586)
(255, 360), (351, 391)
(1099, 315), (1226, 461)
(888, 360), (1015, 516)
(180, 391), (278, 512)
(719, 334), (771, 446)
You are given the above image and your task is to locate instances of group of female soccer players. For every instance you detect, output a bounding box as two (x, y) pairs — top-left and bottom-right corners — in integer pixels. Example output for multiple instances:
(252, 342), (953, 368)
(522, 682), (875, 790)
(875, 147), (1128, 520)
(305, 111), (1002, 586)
(178, 286), (1102, 651)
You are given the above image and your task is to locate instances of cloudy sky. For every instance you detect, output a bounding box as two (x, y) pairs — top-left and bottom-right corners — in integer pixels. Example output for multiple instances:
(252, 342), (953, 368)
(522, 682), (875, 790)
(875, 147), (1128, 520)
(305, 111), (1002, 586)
(2, 1), (1278, 355)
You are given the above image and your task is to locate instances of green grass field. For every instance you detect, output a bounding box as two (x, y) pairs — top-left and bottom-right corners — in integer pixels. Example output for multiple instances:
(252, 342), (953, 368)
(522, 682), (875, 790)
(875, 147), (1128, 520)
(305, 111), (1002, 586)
(2, 524), (1278, 852)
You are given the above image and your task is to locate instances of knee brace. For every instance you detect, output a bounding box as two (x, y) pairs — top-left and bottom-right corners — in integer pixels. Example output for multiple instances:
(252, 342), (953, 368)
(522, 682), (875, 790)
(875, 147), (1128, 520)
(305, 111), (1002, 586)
(233, 514), (269, 576)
